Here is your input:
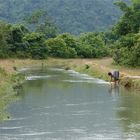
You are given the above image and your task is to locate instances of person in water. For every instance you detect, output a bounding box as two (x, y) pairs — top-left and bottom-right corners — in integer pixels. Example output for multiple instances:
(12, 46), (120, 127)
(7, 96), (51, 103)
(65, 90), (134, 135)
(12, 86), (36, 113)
(108, 70), (120, 85)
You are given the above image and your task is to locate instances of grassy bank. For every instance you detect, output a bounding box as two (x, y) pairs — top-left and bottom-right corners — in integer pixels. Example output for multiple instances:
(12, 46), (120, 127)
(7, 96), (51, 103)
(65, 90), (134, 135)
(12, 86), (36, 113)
(0, 67), (18, 120)
(0, 60), (39, 121)
(0, 58), (139, 120)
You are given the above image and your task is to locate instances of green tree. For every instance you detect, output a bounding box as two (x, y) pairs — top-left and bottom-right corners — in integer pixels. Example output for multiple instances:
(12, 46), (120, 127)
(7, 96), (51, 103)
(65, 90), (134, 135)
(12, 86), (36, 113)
(23, 32), (48, 59)
(57, 33), (79, 49)
(45, 38), (77, 58)
(113, 32), (140, 66)
(25, 10), (58, 38)
(78, 32), (108, 58)
(112, 1), (140, 67)
(114, 0), (140, 35)
(0, 21), (10, 58)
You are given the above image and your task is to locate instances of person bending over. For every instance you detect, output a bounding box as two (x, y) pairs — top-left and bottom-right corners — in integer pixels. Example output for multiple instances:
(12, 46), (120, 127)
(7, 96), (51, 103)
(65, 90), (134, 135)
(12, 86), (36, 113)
(108, 70), (120, 85)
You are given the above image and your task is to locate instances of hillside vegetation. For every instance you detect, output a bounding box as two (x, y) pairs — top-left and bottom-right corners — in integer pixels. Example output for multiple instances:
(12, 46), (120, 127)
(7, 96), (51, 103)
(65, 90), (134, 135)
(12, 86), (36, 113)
(0, 0), (123, 34)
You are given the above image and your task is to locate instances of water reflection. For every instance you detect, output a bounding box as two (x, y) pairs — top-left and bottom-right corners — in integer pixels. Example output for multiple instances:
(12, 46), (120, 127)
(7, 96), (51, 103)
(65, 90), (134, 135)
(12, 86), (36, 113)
(107, 84), (140, 139)
(116, 89), (140, 139)
(108, 85), (120, 98)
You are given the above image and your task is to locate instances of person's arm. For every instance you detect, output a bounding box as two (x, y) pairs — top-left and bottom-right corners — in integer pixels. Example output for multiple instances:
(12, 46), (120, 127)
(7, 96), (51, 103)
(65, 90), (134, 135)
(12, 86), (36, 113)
(110, 76), (113, 83)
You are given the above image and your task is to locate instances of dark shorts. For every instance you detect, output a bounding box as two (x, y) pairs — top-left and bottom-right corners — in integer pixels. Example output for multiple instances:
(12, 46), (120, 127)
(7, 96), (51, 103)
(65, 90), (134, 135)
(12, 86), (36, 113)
(114, 77), (119, 81)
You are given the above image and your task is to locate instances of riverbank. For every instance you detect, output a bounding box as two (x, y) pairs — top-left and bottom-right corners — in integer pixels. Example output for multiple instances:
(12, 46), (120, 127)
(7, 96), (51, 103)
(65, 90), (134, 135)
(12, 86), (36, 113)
(0, 58), (140, 90)
(0, 67), (17, 120)
(0, 58), (140, 120)
(0, 58), (140, 89)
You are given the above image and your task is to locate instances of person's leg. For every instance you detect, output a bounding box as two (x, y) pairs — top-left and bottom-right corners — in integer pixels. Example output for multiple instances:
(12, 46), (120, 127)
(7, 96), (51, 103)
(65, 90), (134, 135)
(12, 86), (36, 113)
(114, 77), (117, 85)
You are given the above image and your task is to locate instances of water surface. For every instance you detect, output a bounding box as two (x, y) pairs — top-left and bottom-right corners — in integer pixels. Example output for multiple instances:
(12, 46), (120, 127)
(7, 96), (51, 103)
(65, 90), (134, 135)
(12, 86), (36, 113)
(0, 68), (140, 140)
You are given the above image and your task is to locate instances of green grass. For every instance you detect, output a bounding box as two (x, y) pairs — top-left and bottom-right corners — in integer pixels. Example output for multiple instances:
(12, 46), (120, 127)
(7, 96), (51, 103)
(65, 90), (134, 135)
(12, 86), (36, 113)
(0, 67), (22, 121)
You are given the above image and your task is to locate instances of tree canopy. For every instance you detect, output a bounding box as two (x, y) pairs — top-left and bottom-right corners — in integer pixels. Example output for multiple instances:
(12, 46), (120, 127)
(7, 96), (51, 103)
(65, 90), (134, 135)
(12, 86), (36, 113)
(112, 0), (140, 66)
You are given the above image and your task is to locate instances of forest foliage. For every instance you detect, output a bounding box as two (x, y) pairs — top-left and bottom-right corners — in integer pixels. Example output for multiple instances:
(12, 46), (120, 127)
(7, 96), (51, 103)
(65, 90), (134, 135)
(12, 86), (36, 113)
(112, 0), (140, 66)
(0, 0), (121, 34)
(0, 0), (139, 67)
(0, 21), (108, 59)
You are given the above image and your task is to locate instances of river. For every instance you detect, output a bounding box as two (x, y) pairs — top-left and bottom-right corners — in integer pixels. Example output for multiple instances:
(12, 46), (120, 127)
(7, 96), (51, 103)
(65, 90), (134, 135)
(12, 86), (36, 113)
(0, 67), (140, 140)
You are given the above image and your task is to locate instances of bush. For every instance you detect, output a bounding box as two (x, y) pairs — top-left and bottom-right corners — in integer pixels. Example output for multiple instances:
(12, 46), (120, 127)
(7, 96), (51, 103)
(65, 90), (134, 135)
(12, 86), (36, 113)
(23, 32), (48, 59)
(113, 32), (140, 67)
(45, 38), (77, 58)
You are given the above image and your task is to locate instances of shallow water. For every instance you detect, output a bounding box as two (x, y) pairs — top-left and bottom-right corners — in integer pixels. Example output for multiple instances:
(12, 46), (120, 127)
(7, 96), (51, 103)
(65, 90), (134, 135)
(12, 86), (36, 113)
(0, 68), (140, 140)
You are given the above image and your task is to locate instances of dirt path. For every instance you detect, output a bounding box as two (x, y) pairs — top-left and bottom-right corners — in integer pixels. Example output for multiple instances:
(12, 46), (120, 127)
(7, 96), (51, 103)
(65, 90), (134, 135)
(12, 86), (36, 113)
(126, 76), (140, 78)
(70, 58), (140, 77)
